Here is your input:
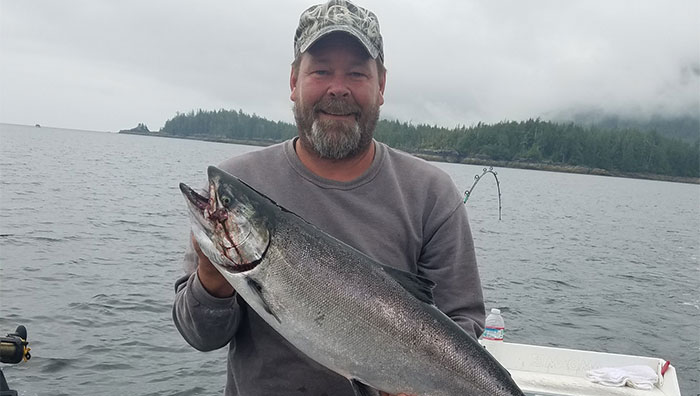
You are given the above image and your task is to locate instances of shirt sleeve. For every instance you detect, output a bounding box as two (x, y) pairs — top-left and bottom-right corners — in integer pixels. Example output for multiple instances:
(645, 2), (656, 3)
(417, 201), (486, 338)
(172, 237), (243, 351)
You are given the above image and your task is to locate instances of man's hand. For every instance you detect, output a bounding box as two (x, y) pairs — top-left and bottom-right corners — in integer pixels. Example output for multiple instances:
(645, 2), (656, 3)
(192, 234), (235, 298)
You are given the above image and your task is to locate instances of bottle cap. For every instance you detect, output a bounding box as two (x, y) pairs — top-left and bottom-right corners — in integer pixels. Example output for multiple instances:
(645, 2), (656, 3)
(490, 308), (501, 315)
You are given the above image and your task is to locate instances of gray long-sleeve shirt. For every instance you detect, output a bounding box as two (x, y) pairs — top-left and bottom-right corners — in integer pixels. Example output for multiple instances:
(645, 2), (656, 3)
(173, 139), (485, 395)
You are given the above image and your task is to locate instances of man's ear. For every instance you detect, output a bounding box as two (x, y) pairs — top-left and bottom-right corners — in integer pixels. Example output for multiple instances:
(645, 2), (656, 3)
(290, 67), (298, 102)
(377, 71), (386, 106)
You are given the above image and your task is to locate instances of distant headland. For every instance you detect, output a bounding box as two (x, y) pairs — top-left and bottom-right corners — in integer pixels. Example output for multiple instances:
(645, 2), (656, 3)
(118, 109), (700, 184)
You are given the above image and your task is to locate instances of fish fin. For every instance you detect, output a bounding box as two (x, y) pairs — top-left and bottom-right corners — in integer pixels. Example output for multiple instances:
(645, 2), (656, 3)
(245, 276), (281, 324)
(349, 379), (380, 396)
(380, 264), (436, 305)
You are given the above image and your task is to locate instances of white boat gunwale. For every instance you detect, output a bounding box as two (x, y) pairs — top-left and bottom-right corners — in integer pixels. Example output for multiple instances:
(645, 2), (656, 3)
(479, 340), (682, 396)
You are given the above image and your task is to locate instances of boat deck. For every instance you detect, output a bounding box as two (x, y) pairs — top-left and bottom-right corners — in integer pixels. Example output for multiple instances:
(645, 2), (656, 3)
(480, 340), (682, 396)
(517, 371), (669, 396)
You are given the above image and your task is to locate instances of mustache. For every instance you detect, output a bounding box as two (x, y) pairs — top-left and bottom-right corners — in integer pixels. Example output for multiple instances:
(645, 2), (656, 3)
(313, 98), (361, 116)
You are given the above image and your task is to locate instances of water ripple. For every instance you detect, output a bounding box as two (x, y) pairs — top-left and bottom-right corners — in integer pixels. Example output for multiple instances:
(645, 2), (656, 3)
(2, 124), (697, 395)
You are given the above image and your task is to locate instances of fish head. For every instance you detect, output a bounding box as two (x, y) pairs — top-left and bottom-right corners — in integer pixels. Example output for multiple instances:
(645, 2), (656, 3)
(179, 166), (272, 273)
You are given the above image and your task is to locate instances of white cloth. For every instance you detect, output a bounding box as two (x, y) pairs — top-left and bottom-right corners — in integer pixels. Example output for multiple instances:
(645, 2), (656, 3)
(586, 365), (659, 390)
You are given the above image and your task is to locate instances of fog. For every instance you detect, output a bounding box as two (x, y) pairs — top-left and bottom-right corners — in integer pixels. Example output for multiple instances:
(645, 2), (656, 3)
(1, 0), (698, 131)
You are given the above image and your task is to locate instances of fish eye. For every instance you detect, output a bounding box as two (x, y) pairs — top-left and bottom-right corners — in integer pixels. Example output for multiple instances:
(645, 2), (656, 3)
(221, 196), (231, 206)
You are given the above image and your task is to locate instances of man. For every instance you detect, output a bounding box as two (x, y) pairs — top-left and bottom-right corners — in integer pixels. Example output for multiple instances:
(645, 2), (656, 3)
(173, 1), (485, 395)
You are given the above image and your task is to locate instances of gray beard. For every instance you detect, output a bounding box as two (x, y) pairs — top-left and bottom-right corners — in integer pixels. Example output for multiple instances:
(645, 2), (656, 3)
(309, 118), (362, 160)
(294, 99), (379, 160)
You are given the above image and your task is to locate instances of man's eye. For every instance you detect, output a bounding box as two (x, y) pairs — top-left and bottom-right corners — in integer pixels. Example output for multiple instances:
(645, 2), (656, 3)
(350, 72), (367, 78)
(313, 70), (329, 75)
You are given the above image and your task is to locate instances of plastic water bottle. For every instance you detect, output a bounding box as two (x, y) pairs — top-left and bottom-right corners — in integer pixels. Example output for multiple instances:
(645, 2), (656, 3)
(482, 308), (505, 341)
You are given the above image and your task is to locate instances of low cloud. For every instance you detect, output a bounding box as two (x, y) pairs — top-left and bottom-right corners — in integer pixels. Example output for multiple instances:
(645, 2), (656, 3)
(1, 0), (697, 131)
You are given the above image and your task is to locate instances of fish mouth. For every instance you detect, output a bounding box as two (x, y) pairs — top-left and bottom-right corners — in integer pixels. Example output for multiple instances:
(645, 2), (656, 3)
(179, 181), (266, 273)
(179, 182), (209, 211)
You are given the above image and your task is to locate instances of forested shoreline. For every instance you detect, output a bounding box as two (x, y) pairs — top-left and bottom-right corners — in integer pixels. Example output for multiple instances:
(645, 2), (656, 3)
(121, 108), (699, 181)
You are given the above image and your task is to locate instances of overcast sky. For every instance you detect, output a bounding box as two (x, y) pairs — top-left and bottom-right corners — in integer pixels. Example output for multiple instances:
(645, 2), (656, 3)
(1, 0), (698, 132)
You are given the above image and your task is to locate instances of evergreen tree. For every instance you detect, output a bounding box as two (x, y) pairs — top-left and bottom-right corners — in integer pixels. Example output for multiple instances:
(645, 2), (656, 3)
(156, 109), (699, 178)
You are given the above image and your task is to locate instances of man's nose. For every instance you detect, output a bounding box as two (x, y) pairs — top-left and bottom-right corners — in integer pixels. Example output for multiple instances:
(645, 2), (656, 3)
(327, 75), (350, 98)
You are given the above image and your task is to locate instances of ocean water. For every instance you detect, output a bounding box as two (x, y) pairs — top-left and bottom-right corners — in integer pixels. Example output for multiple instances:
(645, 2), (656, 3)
(1, 123), (698, 395)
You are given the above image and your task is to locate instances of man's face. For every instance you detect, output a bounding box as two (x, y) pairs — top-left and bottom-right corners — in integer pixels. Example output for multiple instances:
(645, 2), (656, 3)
(290, 34), (385, 160)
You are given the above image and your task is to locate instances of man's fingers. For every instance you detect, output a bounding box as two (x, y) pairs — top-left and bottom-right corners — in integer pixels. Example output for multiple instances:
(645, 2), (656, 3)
(190, 233), (212, 264)
(190, 233), (203, 255)
(191, 234), (216, 269)
(191, 234), (235, 297)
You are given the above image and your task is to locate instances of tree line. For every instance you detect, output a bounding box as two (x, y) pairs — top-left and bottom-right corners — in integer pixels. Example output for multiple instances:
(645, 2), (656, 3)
(159, 109), (699, 178)
(162, 109), (297, 142)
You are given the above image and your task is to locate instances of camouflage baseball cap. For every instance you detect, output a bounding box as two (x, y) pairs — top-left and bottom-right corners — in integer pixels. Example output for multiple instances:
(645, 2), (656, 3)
(294, 0), (384, 62)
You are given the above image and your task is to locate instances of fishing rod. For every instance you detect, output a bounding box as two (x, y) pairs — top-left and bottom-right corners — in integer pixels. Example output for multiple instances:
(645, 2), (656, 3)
(0, 325), (31, 396)
(463, 166), (502, 220)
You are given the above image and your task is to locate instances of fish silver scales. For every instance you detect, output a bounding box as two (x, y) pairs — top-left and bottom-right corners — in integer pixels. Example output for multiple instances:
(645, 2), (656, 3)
(180, 166), (525, 396)
(251, 220), (513, 395)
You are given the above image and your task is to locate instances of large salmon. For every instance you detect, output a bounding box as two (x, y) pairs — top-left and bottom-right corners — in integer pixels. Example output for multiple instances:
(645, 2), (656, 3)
(180, 166), (525, 396)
